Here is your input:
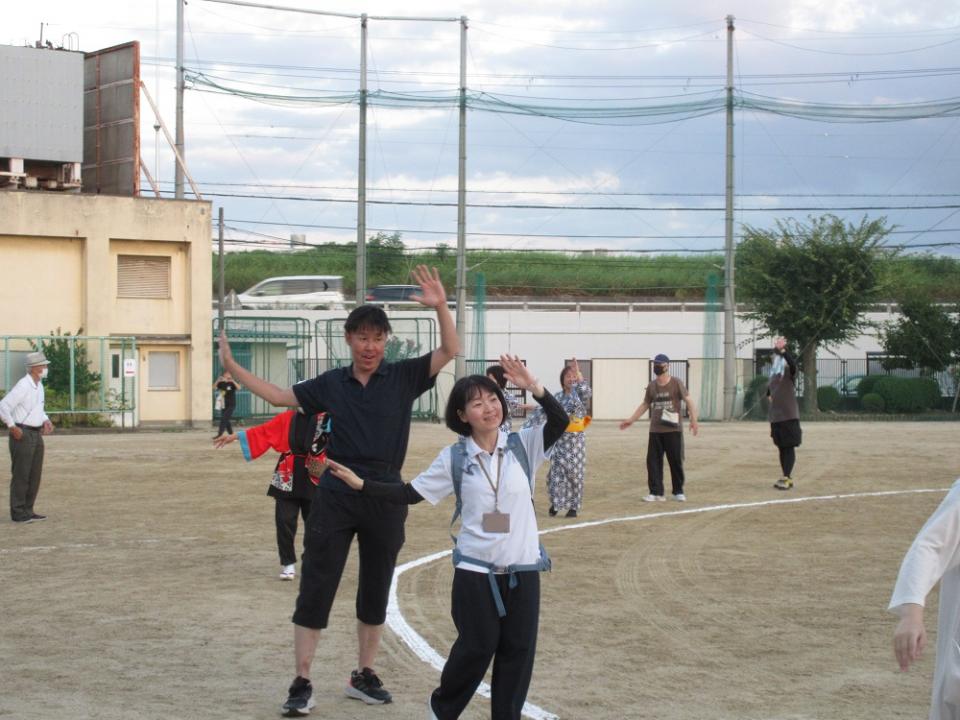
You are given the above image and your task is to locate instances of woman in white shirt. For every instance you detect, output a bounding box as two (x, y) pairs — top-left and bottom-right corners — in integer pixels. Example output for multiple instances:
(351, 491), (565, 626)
(890, 478), (960, 720)
(326, 354), (568, 720)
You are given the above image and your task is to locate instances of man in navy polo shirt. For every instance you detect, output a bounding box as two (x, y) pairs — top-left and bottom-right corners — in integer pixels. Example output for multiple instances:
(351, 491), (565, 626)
(219, 265), (458, 716)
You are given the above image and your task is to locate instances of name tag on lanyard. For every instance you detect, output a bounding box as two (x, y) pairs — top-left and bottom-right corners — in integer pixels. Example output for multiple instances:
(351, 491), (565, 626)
(479, 447), (511, 533)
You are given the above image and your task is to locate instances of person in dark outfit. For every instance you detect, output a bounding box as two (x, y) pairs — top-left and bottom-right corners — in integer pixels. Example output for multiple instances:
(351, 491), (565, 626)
(620, 353), (699, 502)
(214, 408), (330, 580)
(214, 371), (241, 438)
(767, 337), (802, 490)
(326, 354), (568, 720)
(218, 264), (458, 717)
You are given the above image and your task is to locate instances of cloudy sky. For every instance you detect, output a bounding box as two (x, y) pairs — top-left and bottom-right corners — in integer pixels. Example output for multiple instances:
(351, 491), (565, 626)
(5, 1), (960, 261)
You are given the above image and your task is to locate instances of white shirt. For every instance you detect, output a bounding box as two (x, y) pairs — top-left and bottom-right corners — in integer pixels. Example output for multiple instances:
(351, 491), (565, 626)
(0, 373), (49, 428)
(413, 425), (551, 573)
(889, 478), (960, 719)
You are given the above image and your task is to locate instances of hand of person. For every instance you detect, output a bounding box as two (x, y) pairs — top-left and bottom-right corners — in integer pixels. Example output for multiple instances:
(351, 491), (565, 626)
(619, 420), (633, 431)
(410, 265), (447, 309)
(41, 420), (54, 436)
(894, 604), (926, 672)
(690, 420), (699, 436)
(9, 426), (23, 441)
(213, 433), (238, 448)
(325, 458), (365, 491)
(500, 353), (538, 393)
(571, 357), (583, 380)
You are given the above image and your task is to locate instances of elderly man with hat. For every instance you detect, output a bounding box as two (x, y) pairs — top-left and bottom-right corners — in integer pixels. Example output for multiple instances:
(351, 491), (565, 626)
(619, 353), (699, 502)
(0, 351), (54, 523)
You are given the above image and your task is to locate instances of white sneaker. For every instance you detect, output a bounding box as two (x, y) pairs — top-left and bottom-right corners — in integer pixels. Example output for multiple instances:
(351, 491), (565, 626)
(279, 564), (296, 581)
(642, 494), (665, 502)
(673, 493), (687, 502)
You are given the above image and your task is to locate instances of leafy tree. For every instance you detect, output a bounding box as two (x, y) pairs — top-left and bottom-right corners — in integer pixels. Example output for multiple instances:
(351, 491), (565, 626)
(367, 231), (407, 282)
(30, 328), (102, 408)
(880, 294), (960, 411)
(737, 214), (892, 413)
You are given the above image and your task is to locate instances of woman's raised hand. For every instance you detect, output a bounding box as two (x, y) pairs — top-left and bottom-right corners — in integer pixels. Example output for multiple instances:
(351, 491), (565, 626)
(325, 458), (365, 491)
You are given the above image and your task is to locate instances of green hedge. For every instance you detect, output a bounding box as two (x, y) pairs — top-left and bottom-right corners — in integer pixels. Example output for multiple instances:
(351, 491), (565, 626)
(856, 375), (882, 398)
(817, 385), (842, 412)
(872, 376), (941, 413)
(861, 392), (885, 412)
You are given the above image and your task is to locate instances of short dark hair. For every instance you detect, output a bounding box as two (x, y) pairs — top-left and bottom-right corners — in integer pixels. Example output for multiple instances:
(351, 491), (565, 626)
(485, 364), (507, 389)
(445, 375), (509, 436)
(560, 364), (576, 386)
(344, 305), (392, 335)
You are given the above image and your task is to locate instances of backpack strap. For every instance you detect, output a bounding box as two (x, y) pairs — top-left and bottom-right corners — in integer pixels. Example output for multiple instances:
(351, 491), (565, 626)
(447, 430), (551, 617)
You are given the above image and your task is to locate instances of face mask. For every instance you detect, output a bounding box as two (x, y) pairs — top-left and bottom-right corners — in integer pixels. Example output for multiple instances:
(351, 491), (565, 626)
(653, 365), (666, 376)
(40, 368), (49, 379)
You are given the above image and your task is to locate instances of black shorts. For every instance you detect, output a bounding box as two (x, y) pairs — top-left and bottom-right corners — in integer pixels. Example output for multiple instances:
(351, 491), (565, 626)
(770, 419), (802, 448)
(292, 487), (408, 629)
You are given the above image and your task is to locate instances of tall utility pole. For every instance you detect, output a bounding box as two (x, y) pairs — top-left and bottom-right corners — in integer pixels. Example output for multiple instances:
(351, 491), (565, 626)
(355, 14), (368, 305)
(174, 0), (185, 199)
(218, 207), (225, 326)
(454, 16), (468, 380)
(722, 14), (737, 419)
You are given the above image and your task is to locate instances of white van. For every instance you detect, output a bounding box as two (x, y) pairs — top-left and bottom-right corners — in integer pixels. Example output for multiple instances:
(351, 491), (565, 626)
(237, 275), (346, 310)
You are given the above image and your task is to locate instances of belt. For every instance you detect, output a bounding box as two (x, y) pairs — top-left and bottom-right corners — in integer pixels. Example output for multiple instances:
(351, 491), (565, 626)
(15, 423), (41, 431)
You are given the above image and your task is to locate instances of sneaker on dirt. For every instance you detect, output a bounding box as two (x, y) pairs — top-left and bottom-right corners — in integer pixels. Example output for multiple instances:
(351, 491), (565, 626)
(345, 667), (393, 705)
(282, 676), (314, 717)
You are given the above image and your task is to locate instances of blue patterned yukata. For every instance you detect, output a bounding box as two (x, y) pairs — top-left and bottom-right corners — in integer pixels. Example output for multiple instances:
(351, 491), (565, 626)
(524, 380), (591, 512)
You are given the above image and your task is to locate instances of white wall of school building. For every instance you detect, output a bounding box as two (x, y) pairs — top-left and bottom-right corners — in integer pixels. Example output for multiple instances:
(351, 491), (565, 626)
(0, 191), (212, 426)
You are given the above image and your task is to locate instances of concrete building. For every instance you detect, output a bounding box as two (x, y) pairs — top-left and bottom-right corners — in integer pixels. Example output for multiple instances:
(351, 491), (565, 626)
(0, 191), (212, 425)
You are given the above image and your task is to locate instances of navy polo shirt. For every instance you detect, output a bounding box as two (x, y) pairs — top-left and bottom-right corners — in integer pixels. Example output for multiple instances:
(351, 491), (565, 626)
(292, 352), (436, 493)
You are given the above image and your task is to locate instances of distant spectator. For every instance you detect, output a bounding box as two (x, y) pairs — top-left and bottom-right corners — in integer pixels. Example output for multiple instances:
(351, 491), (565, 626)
(767, 337), (801, 490)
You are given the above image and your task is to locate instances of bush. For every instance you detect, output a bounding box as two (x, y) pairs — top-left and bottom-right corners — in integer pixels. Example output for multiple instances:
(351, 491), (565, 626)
(817, 385), (842, 412)
(861, 392), (885, 412)
(872, 376), (941, 413)
(856, 375), (882, 398)
(743, 375), (771, 419)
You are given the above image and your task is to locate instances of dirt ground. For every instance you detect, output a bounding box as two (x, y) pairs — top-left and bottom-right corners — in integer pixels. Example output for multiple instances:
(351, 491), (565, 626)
(1, 420), (958, 720)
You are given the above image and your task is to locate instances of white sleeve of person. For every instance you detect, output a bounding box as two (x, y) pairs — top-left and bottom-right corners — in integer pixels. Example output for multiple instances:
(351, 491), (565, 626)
(411, 448), (455, 505)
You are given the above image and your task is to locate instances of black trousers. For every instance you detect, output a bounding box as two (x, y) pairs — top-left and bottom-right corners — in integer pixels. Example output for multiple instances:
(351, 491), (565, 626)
(293, 487), (407, 629)
(646, 431), (685, 496)
(275, 496), (312, 566)
(217, 405), (235, 436)
(431, 569), (540, 720)
(9, 428), (44, 521)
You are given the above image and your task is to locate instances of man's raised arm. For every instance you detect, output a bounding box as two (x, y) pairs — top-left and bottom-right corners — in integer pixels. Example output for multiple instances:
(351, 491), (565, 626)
(409, 265), (459, 377)
(218, 331), (299, 407)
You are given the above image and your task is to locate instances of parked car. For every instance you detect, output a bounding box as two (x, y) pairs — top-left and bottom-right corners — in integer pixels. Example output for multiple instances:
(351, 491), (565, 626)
(365, 285), (422, 304)
(238, 275), (345, 310)
(831, 374), (867, 397)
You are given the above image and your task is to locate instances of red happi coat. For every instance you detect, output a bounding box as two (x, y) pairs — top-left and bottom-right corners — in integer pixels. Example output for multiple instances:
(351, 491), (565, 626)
(238, 410), (330, 500)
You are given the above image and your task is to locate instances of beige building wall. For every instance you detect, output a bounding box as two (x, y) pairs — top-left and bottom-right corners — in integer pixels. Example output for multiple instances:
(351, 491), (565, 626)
(0, 191), (212, 426)
(592, 358), (648, 420)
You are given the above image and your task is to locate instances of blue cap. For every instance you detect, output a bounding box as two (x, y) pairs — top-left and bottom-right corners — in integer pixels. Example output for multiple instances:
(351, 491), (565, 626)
(654, 353), (670, 363)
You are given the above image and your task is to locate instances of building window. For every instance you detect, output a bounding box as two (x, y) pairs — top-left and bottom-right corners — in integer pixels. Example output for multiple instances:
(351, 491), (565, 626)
(147, 351), (179, 390)
(118, 255), (171, 298)
(111, 354), (120, 379)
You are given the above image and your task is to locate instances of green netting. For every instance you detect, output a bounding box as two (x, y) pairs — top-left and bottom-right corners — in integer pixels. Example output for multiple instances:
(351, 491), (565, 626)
(317, 316), (440, 421)
(469, 272), (486, 367)
(699, 272), (722, 420)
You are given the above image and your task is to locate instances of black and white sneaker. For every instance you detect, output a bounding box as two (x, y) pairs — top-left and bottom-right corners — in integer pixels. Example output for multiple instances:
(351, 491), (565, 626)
(282, 676), (314, 717)
(345, 667), (392, 705)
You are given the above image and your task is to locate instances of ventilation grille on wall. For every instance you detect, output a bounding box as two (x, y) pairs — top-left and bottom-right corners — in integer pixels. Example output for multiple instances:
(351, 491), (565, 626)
(117, 255), (170, 298)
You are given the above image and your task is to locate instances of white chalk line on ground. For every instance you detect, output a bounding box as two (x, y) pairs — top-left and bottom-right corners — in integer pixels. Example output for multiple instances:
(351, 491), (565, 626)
(387, 487), (949, 720)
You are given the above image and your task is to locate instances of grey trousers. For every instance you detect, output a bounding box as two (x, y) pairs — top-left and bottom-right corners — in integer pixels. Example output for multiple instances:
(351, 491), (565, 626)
(9, 428), (44, 521)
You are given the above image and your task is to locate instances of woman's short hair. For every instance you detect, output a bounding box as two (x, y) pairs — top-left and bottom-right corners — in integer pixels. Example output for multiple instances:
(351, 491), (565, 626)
(485, 364), (507, 389)
(445, 375), (509, 436)
(560, 364), (576, 387)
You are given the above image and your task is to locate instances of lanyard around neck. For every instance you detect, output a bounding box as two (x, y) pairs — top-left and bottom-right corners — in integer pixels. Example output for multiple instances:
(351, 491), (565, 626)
(476, 447), (504, 511)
